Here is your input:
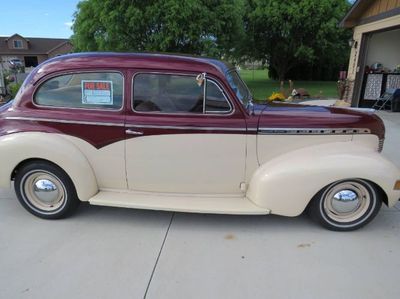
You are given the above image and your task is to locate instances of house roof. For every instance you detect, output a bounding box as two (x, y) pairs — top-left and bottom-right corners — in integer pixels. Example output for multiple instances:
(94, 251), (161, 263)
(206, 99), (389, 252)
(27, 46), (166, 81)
(340, 0), (400, 28)
(340, 0), (374, 28)
(0, 34), (70, 55)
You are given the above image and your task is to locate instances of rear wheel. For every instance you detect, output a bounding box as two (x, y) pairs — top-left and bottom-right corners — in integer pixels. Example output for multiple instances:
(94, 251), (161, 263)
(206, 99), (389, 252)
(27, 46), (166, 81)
(14, 161), (80, 219)
(308, 179), (382, 231)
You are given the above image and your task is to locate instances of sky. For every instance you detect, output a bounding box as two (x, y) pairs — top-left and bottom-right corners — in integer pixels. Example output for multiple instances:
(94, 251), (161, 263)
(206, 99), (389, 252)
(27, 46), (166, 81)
(0, 0), (357, 39)
(0, 0), (80, 38)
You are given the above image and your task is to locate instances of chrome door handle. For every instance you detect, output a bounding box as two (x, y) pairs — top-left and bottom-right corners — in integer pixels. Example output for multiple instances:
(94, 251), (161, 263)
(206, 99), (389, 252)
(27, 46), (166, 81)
(125, 129), (144, 135)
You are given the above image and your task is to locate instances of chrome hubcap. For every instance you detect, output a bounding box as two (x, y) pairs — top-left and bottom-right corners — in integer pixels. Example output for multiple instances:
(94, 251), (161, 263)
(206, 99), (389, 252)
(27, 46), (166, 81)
(331, 190), (359, 213)
(323, 181), (371, 223)
(22, 171), (66, 212)
(33, 179), (59, 203)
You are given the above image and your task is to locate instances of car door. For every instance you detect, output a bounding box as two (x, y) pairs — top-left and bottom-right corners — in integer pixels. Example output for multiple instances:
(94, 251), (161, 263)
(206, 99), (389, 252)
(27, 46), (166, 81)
(125, 71), (247, 194)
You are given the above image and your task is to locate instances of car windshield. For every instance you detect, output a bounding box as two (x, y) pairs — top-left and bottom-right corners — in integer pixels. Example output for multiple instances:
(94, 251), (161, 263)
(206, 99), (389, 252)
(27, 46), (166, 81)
(226, 70), (252, 108)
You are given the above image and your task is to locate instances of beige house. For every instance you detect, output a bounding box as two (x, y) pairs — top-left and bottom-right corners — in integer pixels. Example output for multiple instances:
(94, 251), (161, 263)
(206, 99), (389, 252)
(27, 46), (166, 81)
(0, 34), (72, 71)
(341, 0), (400, 107)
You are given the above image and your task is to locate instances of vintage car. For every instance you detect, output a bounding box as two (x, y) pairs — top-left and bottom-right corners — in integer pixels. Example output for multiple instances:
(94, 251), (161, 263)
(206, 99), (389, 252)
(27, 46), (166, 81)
(0, 53), (399, 231)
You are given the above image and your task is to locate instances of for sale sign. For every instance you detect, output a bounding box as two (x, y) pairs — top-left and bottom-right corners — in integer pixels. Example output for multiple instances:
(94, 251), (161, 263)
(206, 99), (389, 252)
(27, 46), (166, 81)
(81, 80), (113, 105)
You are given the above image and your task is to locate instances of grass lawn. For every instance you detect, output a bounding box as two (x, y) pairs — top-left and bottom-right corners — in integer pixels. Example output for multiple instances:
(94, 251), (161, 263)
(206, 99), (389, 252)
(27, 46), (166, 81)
(239, 69), (338, 101)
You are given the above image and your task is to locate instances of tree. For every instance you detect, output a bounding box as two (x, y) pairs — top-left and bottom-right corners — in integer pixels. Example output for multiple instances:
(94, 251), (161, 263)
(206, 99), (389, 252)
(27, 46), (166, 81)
(72, 0), (245, 58)
(243, 0), (351, 81)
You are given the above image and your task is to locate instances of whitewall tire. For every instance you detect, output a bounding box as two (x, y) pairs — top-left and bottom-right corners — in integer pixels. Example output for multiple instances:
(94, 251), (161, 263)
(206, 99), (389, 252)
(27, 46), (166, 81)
(308, 179), (382, 231)
(14, 161), (80, 219)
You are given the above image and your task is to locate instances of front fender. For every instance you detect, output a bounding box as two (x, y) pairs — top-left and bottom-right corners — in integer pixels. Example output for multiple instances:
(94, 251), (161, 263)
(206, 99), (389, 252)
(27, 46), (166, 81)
(0, 132), (98, 201)
(247, 142), (400, 216)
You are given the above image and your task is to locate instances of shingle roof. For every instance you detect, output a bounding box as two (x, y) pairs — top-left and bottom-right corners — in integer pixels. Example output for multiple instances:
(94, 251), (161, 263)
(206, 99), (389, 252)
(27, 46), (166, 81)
(339, 0), (374, 28)
(0, 34), (70, 55)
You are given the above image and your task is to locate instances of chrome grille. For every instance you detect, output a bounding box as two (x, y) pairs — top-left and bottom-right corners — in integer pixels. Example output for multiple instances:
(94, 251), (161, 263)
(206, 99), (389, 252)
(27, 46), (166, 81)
(378, 138), (385, 152)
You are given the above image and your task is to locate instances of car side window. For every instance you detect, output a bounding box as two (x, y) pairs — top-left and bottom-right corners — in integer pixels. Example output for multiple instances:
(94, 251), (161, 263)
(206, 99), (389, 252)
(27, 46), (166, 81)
(34, 72), (123, 110)
(205, 81), (231, 113)
(132, 73), (231, 114)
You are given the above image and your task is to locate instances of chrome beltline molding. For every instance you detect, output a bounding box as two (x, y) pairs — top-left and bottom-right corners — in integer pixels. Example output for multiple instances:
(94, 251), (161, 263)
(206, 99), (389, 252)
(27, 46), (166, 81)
(5, 116), (126, 127)
(258, 127), (371, 135)
(126, 124), (247, 131)
(5, 117), (246, 131)
(5, 117), (372, 135)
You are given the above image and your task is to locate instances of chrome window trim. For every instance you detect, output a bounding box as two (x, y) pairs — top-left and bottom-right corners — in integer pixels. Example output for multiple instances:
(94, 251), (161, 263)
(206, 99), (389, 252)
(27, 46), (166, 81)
(5, 116), (125, 127)
(202, 73), (207, 114)
(258, 128), (371, 135)
(205, 80), (233, 114)
(131, 71), (234, 117)
(226, 69), (252, 111)
(32, 70), (125, 112)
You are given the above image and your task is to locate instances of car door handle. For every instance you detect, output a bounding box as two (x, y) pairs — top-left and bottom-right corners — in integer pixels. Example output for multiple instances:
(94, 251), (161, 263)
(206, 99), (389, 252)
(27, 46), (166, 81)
(125, 129), (144, 135)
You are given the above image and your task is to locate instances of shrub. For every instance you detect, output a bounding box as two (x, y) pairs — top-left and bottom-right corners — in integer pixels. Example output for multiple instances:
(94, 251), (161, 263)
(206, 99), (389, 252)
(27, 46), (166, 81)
(268, 92), (285, 101)
(8, 82), (22, 98)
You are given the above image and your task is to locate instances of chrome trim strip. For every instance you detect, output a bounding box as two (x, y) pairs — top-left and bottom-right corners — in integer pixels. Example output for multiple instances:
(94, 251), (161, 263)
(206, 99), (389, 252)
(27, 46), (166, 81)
(204, 80), (233, 114)
(258, 127), (371, 135)
(5, 116), (125, 127)
(126, 124), (247, 132)
(5, 118), (373, 135)
(125, 129), (144, 135)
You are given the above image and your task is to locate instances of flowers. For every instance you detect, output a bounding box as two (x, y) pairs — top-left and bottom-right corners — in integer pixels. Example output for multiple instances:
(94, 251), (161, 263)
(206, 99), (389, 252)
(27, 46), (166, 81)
(268, 92), (285, 101)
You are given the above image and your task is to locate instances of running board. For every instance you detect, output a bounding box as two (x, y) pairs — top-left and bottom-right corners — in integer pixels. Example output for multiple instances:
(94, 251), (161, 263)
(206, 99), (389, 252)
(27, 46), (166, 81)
(89, 191), (268, 215)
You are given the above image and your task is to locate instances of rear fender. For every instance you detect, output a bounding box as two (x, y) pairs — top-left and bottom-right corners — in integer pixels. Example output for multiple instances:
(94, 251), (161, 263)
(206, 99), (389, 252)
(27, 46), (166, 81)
(0, 132), (98, 201)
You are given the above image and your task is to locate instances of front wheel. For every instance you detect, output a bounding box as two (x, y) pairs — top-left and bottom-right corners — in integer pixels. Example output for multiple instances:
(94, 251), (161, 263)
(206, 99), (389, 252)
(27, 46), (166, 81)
(308, 179), (382, 231)
(14, 161), (80, 219)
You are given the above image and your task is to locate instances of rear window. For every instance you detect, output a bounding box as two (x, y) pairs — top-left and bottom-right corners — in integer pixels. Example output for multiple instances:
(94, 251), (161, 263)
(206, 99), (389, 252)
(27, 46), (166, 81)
(34, 72), (123, 109)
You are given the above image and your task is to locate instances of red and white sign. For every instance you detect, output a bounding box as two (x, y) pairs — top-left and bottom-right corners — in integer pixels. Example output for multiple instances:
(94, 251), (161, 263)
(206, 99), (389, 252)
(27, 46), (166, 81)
(81, 80), (113, 105)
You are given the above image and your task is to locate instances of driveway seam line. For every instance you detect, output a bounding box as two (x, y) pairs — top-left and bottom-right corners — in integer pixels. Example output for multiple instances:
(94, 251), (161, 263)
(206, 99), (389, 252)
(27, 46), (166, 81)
(143, 212), (175, 299)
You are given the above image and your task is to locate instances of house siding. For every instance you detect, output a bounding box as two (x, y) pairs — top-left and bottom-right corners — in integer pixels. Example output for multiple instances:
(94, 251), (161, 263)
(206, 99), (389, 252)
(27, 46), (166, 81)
(36, 55), (49, 65)
(363, 0), (400, 19)
(6, 36), (28, 50)
(48, 43), (73, 58)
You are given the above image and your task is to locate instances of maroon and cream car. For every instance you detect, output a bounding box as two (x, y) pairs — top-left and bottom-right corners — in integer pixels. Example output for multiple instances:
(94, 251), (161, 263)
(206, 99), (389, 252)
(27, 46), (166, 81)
(0, 53), (399, 231)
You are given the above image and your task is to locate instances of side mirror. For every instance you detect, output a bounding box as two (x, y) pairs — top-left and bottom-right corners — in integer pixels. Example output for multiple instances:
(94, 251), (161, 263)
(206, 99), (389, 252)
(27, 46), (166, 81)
(246, 100), (254, 115)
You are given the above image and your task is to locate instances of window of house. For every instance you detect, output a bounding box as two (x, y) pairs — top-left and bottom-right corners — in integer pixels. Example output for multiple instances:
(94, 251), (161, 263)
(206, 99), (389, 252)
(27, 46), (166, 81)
(34, 72), (123, 110)
(132, 73), (231, 114)
(13, 40), (23, 49)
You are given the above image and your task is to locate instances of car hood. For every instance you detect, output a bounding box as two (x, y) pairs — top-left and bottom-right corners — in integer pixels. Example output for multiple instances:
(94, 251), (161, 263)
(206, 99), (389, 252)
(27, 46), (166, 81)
(256, 102), (384, 139)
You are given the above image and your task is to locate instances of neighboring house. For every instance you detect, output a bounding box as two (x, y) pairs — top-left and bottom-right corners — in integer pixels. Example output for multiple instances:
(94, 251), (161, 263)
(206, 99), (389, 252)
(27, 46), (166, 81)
(0, 33), (72, 71)
(340, 0), (400, 107)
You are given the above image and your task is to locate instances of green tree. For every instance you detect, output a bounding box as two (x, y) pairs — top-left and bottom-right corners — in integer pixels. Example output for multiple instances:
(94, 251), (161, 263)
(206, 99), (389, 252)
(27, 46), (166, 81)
(72, 0), (245, 58)
(243, 0), (351, 81)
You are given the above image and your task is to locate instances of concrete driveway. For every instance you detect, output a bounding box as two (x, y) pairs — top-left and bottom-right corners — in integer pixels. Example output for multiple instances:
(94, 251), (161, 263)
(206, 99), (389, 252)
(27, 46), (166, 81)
(1, 112), (399, 299)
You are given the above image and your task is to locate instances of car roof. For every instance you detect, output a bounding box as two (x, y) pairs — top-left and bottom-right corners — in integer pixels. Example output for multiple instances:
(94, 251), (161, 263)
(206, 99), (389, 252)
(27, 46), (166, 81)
(32, 52), (235, 79)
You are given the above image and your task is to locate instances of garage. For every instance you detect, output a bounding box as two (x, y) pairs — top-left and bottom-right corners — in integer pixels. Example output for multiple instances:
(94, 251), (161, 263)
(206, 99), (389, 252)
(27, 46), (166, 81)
(341, 0), (400, 109)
